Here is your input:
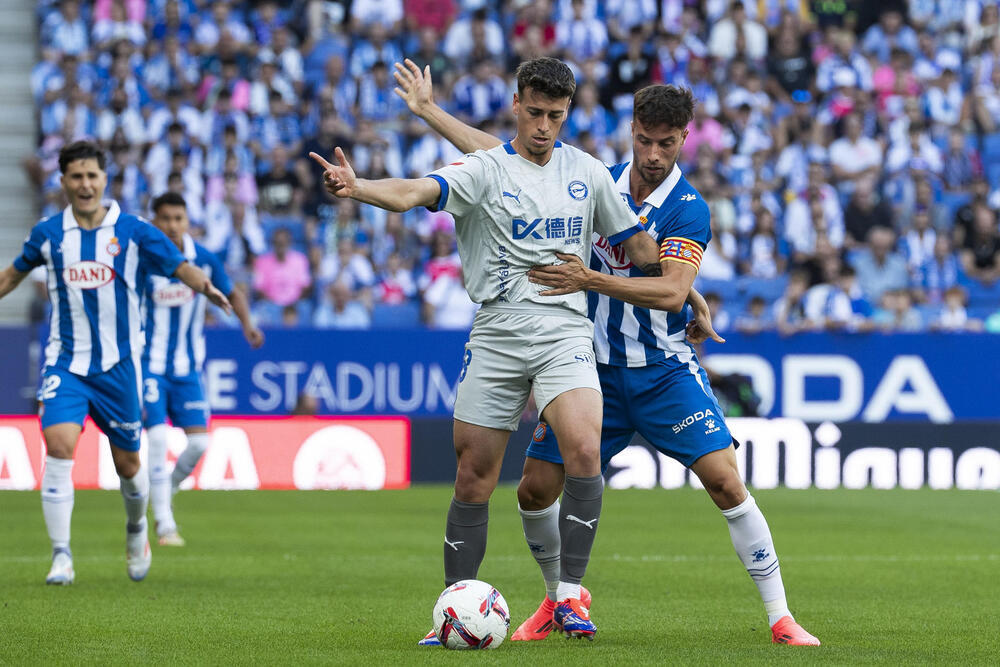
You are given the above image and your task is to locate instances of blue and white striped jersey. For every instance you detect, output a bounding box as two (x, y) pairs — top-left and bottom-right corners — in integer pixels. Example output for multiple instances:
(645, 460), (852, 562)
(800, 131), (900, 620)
(14, 201), (185, 376)
(589, 162), (712, 367)
(142, 234), (232, 378)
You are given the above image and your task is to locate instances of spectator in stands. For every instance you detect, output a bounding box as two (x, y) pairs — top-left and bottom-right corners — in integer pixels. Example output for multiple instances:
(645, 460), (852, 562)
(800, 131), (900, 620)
(451, 58), (507, 125)
(741, 207), (787, 278)
(565, 81), (614, 143)
(43, 0), (88, 56)
(203, 89), (250, 145)
(708, 1), (767, 61)
(873, 288), (924, 332)
(92, 0), (145, 50)
(914, 235), (960, 305)
(193, 1), (251, 56)
(249, 52), (297, 117)
(349, 0), (404, 32)
(442, 8), (504, 67)
(703, 291), (731, 333)
(767, 27), (813, 98)
(784, 161), (845, 261)
(959, 202), (1000, 285)
(511, 1), (558, 62)
(422, 272), (478, 329)
(403, 0), (457, 34)
(147, 88), (203, 143)
(932, 286), (983, 332)
(734, 295), (774, 334)
(253, 227), (312, 322)
(851, 225), (910, 304)
(606, 26), (654, 114)
(901, 207), (938, 276)
(556, 0), (608, 63)
(844, 175), (894, 248)
(774, 269), (814, 335)
(829, 112), (883, 198)
(942, 128), (979, 193)
(862, 8), (919, 63)
(313, 280), (372, 329)
(375, 251), (417, 305)
(257, 144), (304, 218)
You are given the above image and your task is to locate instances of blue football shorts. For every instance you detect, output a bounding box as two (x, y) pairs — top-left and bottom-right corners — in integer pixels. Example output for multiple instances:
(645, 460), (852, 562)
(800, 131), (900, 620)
(526, 357), (736, 471)
(38, 357), (143, 451)
(141, 368), (210, 429)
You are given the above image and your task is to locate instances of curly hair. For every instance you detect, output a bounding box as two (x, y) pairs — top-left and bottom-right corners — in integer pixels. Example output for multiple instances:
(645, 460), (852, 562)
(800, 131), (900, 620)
(633, 85), (695, 130)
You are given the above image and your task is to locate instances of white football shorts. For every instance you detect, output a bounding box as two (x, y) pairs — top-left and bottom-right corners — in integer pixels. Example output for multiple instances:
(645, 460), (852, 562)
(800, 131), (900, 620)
(452, 306), (601, 431)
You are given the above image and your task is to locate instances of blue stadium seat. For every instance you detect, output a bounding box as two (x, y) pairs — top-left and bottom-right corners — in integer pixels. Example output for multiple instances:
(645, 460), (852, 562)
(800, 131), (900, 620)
(371, 302), (422, 329)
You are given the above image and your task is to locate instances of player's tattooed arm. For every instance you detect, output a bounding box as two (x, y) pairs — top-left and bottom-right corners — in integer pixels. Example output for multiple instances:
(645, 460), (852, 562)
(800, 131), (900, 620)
(393, 58), (503, 153)
(0, 265), (29, 300)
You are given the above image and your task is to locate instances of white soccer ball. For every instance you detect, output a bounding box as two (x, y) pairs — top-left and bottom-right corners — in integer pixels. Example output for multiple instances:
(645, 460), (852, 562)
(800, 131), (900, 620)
(431, 579), (510, 650)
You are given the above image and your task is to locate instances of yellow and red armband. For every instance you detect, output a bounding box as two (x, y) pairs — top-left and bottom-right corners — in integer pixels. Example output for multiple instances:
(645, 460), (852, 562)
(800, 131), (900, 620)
(658, 237), (703, 271)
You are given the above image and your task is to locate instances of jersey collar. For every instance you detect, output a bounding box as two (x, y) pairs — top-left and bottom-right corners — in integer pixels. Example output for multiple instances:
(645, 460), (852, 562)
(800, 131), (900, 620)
(182, 233), (197, 261)
(62, 200), (121, 231)
(616, 163), (683, 210)
(503, 140), (562, 155)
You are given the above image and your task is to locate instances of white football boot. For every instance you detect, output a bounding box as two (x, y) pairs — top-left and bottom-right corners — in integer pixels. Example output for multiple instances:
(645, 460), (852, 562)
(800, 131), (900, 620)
(46, 549), (75, 585)
(126, 519), (152, 581)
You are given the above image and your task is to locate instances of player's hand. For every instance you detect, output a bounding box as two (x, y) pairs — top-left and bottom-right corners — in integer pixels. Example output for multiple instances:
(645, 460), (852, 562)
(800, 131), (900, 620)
(204, 282), (232, 314)
(244, 326), (265, 349)
(527, 252), (590, 296)
(393, 58), (434, 117)
(309, 148), (356, 199)
(685, 310), (725, 344)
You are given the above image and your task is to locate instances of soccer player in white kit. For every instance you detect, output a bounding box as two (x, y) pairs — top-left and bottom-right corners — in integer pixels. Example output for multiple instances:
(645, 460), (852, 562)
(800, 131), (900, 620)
(311, 57), (664, 642)
(391, 62), (820, 646)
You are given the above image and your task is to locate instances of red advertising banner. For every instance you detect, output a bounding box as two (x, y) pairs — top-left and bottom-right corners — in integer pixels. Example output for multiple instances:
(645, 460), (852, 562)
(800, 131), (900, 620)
(0, 416), (410, 490)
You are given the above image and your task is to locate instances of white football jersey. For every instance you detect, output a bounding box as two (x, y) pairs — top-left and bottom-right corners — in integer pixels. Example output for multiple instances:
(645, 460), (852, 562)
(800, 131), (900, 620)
(426, 141), (642, 317)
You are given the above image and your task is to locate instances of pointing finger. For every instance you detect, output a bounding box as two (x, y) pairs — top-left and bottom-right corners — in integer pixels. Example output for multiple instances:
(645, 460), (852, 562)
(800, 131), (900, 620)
(308, 152), (334, 170)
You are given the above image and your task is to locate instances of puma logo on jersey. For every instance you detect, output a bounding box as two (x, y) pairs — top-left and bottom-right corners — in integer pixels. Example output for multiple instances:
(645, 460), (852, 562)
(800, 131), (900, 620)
(502, 189), (521, 204)
(566, 515), (597, 529)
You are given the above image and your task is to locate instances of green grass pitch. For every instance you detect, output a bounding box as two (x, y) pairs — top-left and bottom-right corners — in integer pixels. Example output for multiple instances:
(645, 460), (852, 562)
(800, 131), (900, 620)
(1, 487), (998, 665)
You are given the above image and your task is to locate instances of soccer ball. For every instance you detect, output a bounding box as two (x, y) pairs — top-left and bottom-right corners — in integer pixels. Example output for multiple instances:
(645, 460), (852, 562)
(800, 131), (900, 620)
(431, 579), (510, 650)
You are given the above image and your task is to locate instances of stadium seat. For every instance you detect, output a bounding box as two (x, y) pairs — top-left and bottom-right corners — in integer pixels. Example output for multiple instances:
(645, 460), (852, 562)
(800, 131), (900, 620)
(372, 302), (422, 329)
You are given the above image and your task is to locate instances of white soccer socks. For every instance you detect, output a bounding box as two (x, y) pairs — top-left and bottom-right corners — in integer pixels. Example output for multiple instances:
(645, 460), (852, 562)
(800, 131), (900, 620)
(721, 494), (792, 626)
(170, 432), (209, 492)
(120, 465), (150, 527)
(519, 501), (562, 602)
(147, 424), (175, 533)
(41, 456), (74, 552)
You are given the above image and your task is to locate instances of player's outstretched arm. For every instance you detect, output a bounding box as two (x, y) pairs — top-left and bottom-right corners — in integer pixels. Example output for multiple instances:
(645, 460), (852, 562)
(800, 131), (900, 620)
(174, 261), (233, 314)
(228, 285), (264, 348)
(393, 58), (502, 153)
(309, 149), (440, 212)
(0, 265), (29, 300)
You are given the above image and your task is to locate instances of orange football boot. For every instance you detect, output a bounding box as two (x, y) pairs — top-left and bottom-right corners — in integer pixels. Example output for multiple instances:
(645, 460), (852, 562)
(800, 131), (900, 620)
(512, 586), (591, 641)
(771, 616), (821, 645)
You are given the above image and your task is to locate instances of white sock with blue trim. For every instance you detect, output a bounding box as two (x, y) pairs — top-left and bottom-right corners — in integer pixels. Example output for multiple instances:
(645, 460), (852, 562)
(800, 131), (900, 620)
(120, 465), (149, 529)
(721, 494), (791, 627)
(147, 424), (175, 534)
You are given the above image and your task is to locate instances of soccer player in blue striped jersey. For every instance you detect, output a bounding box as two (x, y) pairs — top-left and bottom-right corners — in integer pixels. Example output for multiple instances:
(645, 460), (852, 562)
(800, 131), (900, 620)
(142, 192), (263, 547)
(392, 62), (820, 646)
(0, 141), (231, 585)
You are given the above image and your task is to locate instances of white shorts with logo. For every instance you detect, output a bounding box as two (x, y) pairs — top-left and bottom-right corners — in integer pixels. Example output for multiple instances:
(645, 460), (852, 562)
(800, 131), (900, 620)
(453, 305), (601, 431)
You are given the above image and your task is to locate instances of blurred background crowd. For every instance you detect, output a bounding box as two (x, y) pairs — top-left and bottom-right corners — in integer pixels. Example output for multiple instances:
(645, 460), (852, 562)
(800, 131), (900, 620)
(26, 0), (1000, 333)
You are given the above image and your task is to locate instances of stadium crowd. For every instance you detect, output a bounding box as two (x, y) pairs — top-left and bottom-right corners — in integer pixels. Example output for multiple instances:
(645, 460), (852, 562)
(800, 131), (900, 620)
(26, 0), (1000, 333)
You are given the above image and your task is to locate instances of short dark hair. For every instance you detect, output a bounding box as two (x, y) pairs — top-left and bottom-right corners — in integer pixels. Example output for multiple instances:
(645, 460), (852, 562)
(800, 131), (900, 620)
(514, 57), (576, 100)
(633, 85), (695, 130)
(152, 191), (187, 212)
(59, 140), (106, 173)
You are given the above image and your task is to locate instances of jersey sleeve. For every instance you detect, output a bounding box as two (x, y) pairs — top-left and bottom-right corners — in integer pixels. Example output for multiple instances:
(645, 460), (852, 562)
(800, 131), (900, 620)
(202, 247), (234, 296)
(135, 220), (186, 277)
(424, 153), (489, 217)
(591, 161), (643, 245)
(13, 224), (47, 272)
(658, 197), (712, 273)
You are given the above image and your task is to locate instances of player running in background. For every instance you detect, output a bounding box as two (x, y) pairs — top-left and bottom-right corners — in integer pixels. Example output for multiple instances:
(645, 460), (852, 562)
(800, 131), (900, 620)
(392, 61), (820, 646)
(312, 57), (675, 643)
(142, 192), (263, 547)
(0, 141), (231, 585)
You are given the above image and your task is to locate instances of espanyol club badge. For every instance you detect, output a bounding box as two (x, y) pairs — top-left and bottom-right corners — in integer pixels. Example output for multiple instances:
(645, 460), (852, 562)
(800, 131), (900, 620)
(107, 237), (121, 256)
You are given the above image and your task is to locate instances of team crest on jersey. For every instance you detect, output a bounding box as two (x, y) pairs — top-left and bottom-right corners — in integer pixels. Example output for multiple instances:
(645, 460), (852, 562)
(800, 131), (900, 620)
(63, 261), (115, 289)
(106, 236), (121, 256)
(567, 180), (588, 200)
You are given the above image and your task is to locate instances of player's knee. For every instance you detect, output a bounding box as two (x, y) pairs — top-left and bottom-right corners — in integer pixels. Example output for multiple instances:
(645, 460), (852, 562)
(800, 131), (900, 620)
(454, 463), (497, 503)
(516, 477), (558, 511)
(703, 472), (747, 509)
(114, 456), (141, 479)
